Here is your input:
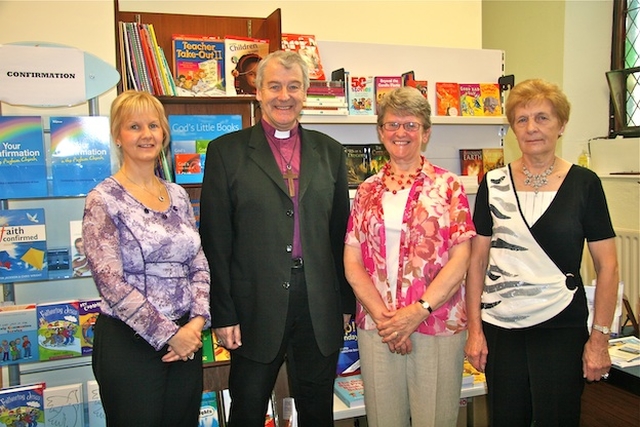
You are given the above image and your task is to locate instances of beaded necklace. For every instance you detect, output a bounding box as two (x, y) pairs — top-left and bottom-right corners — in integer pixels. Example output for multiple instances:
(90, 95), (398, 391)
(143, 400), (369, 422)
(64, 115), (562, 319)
(382, 158), (424, 194)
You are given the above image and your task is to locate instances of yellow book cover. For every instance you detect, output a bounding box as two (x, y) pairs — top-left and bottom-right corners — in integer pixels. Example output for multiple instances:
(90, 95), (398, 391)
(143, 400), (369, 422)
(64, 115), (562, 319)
(480, 83), (502, 116)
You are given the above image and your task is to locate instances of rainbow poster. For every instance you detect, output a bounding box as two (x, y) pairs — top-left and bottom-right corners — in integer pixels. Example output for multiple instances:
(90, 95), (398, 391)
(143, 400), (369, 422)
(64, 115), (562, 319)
(50, 116), (111, 197)
(0, 116), (48, 199)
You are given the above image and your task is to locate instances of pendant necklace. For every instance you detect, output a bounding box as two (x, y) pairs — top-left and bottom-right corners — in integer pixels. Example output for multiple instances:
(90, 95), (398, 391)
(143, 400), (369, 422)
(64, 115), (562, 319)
(522, 158), (555, 194)
(272, 138), (299, 197)
(121, 170), (166, 202)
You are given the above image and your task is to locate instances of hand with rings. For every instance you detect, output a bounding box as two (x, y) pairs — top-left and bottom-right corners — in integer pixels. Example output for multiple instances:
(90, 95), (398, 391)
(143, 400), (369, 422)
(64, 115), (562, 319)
(187, 353), (195, 360)
(601, 372), (609, 380)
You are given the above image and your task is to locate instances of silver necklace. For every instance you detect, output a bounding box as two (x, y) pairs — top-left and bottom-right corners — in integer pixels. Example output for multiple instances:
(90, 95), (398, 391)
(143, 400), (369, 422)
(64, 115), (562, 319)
(122, 171), (166, 202)
(522, 159), (555, 194)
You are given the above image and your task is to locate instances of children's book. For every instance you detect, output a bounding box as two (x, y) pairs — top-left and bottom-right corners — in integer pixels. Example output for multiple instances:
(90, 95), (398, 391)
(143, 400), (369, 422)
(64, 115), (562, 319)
(36, 301), (82, 361)
(402, 71), (428, 99)
(172, 34), (226, 97)
(374, 76), (402, 115)
(281, 33), (326, 80)
(368, 144), (390, 176)
(482, 147), (505, 176)
(201, 328), (215, 364)
(344, 145), (369, 188)
(0, 116), (48, 199)
(435, 82), (461, 116)
(459, 149), (484, 183)
(0, 383), (45, 427)
(50, 116), (111, 197)
(44, 383), (84, 427)
(224, 36), (269, 96)
(198, 390), (220, 427)
(69, 220), (90, 278)
(212, 331), (230, 362)
(459, 83), (483, 116)
(86, 380), (105, 427)
(78, 299), (100, 356)
(336, 316), (360, 376)
(480, 83), (502, 116)
(0, 304), (39, 366)
(347, 76), (375, 116)
(334, 374), (364, 408)
(169, 115), (242, 184)
(0, 208), (48, 284)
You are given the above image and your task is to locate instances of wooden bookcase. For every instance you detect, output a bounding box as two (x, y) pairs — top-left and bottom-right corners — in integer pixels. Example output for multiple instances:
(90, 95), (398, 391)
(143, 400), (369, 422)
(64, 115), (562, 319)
(112, 0), (289, 410)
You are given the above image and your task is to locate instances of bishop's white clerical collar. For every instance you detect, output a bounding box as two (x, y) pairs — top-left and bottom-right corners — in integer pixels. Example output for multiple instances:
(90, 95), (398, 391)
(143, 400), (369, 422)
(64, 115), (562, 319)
(274, 129), (291, 139)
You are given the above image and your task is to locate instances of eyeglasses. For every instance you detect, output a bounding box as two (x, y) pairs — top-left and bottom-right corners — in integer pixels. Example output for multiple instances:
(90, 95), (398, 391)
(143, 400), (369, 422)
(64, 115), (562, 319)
(380, 122), (423, 132)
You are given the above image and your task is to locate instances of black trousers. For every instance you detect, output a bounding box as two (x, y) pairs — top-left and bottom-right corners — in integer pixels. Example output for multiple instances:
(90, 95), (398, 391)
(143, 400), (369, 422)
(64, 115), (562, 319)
(483, 322), (588, 427)
(92, 314), (203, 427)
(228, 268), (339, 427)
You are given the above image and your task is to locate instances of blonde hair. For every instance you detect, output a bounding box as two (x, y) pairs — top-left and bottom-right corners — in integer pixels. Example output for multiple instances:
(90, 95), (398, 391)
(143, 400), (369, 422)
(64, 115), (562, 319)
(110, 90), (170, 161)
(505, 79), (571, 128)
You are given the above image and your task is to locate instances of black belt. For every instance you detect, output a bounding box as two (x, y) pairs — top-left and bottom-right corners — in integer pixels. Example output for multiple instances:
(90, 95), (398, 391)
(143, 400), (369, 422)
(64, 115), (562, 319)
(291, 257), (304, 269)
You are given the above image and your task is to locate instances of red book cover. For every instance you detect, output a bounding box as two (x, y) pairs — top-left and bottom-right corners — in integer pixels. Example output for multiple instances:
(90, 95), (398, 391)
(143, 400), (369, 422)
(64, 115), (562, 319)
(459, 149), (483, 183)
(281, 33), (326, 80)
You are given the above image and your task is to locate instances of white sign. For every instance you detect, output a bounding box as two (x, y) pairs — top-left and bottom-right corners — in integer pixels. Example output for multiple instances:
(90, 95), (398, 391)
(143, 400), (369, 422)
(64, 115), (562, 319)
(0, 44), (86, 107)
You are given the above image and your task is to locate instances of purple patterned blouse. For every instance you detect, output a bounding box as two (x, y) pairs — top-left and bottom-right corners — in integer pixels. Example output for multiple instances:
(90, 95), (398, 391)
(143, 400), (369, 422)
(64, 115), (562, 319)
(82, 177), (211, 350)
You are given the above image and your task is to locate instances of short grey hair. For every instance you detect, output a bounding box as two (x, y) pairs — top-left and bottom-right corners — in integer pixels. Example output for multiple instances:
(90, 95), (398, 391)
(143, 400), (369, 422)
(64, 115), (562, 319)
(376, 86), (432, 129)
(255, 50), (310, 92)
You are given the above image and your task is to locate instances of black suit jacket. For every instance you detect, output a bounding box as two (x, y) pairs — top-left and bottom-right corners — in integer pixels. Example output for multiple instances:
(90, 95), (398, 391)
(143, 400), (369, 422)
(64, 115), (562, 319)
(200, 122), (355, 363)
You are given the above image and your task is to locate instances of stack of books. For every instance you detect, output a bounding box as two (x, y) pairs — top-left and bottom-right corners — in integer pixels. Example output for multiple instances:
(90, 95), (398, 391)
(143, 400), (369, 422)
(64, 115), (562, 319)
(302, 80), (348, 116)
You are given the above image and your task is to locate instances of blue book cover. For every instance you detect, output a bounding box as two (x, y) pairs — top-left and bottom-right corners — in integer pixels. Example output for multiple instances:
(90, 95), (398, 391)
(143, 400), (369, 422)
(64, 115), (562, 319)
(36, 301), (82, 361)
(0, 304), (39, 366)
(336, 317), (360, 376)
(0, 208), (47, 284)
(334, 374), (364, 408)
(0, 116), (48, 199)
(43, 383), (84, 427)
(50, 116), (111, 197)
(169, 115), (242, 184)
(0, 382), (45, 427)
(198, 390), (220, 427)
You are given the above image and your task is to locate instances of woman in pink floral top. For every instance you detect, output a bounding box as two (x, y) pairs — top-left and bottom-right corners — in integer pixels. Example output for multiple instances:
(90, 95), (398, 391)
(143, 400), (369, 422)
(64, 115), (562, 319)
(83, 91), (210, 427)
(344, 87), (476, 427)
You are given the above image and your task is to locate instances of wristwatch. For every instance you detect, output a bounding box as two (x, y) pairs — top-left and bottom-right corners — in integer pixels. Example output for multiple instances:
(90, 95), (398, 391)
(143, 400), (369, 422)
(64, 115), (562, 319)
(417, 299), (433, 314)
(592, 324), (611, 335)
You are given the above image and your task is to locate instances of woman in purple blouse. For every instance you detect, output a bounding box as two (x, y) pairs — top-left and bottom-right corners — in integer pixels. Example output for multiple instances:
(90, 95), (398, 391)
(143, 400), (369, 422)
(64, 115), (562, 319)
(82, 90), (211, 427)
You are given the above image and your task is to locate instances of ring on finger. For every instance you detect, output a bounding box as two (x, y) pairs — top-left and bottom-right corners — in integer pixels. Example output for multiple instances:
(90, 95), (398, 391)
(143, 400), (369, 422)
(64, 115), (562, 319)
(188, 353), (195, 360)
(601, 372), (609, 380)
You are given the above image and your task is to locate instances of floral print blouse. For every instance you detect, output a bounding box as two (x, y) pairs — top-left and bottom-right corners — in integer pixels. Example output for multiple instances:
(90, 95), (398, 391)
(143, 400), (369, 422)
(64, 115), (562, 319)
(82, 177), (211, 350)
(345, 157), (475, 336)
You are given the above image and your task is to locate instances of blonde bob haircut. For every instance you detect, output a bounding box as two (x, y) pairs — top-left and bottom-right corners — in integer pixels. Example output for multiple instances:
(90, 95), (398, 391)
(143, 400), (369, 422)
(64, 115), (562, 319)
(376, 86), (432, 129)
(110, 90), (170, 161)
(505, 79), (571, 128)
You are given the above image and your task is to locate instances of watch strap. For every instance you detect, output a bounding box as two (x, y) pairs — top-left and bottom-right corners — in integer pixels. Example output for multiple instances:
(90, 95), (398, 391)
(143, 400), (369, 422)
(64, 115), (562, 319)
(418, 299), (433, 313)
(592, 324), (611, 335)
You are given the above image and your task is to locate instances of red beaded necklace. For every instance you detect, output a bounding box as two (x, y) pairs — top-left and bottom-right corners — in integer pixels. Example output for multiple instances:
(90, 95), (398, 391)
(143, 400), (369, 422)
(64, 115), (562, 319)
(382, 157), (424, 194)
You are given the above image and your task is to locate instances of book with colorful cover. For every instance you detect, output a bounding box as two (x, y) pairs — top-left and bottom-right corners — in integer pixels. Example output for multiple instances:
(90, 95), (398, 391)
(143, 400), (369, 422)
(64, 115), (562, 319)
(0, 116), (48, 199)
(36, 300), (82, 361)
(86, 380), (105, 427)
(0, 208), (47, 284)
(459, 83), (483, 116)
(336, 317), (360, 376)
(480, 83), (502, 116)
(50, 116), (111, 197)
(201, 329), (214, 364)
(344, 145), (369, 188)
(211, 331), (230, 362)
(169, 115), (242, 184)
(482, 147), (505, 176)
(281, 33), (326, 80)
(198, 390), (220, 427)
(347, 76), (375, 116)
(374, 76), (402, 115)
(435, 82), (461, 116)
(172, 34), (226, 97)
(402, 71), (428, 99)
(0, 383), (45, 427)
(334, 374), (364, 408)
(459, 149), (484, 183)
(0, 304), (39, 366)
(79, 299), (100, 356)
(43, 383), (84, 427)
(369, 144), (390, 176)
(224, 36), (269, 96)
(69, 220), (90, 278)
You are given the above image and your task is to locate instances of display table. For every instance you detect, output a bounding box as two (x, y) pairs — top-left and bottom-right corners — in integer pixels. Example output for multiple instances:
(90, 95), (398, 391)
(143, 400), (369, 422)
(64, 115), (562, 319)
(580, 364), (639, 426)
(333, 381), (487, 421)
